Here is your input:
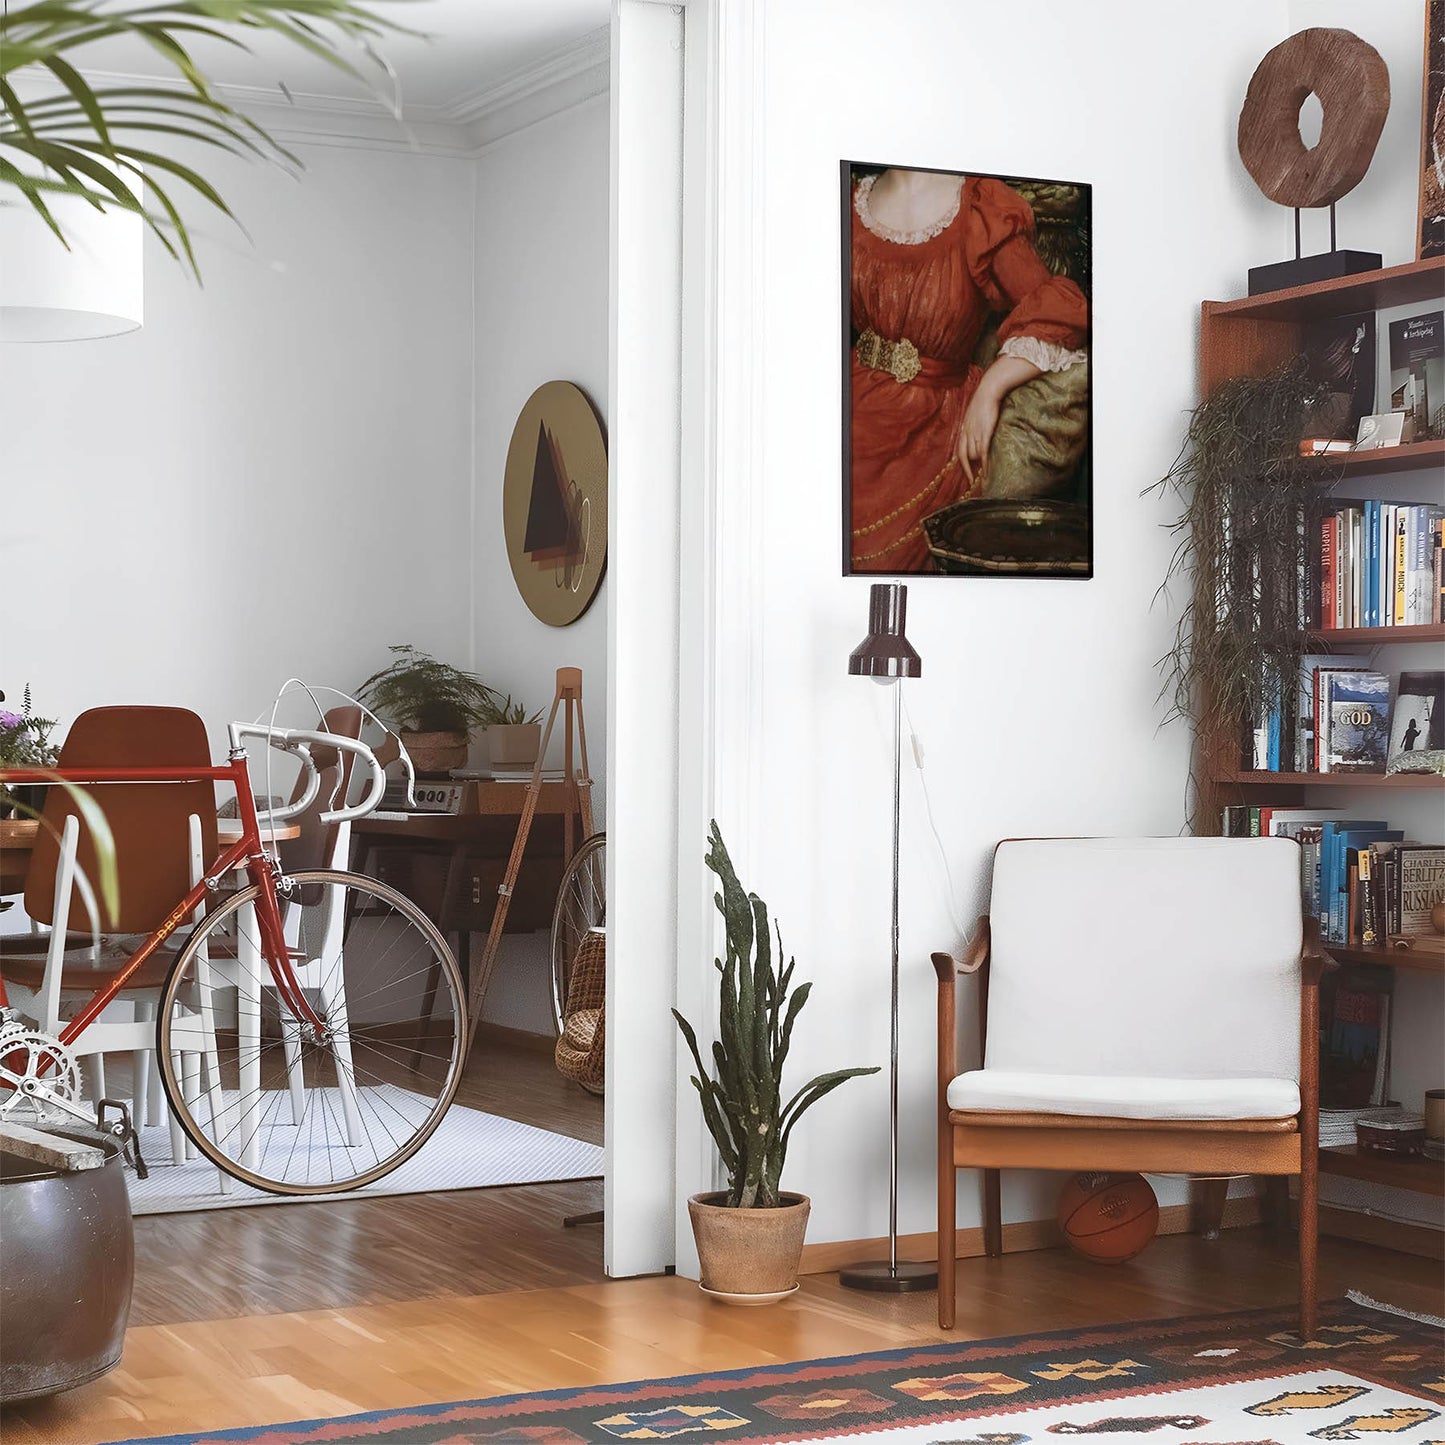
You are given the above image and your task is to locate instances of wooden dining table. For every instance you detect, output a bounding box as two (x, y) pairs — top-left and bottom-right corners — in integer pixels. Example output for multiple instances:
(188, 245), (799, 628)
(0, 816), (299, 898)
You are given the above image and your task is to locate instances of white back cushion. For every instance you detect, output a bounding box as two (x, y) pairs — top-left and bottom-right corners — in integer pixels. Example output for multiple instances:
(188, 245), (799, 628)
(985, 838), (1302, 1082)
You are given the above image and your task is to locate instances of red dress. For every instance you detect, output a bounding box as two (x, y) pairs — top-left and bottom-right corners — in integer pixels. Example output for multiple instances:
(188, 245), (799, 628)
(849, 175), (1089, 573)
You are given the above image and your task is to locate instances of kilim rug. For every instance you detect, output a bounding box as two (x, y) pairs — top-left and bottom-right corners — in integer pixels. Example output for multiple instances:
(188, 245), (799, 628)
(105, 1294), (1442, 1445)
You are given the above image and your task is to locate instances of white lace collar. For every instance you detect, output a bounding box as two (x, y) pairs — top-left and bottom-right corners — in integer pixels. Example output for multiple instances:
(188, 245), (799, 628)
(854, 173), (963, 246)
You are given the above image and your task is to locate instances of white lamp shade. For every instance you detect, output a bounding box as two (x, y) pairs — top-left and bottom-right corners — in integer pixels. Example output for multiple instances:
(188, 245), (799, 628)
(0, 177), (143, 342)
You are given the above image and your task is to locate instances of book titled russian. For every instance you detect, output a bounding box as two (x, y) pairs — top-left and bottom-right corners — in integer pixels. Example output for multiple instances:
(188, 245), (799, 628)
(1388, 311), (1444, 441)
(1396, 845), (1445, 936)
(1321, 671), (1391, 773)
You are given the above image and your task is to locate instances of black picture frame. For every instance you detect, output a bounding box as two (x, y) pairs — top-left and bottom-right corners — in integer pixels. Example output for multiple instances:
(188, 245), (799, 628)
(841, 159), (1094, 579)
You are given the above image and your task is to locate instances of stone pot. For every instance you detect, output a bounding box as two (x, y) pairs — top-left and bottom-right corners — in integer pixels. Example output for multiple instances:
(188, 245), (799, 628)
(0, 1127), (134, 1402)
(401, 729), (469, 778)
(687, 1191), (810, 1302)
(486, 723), (542, 769)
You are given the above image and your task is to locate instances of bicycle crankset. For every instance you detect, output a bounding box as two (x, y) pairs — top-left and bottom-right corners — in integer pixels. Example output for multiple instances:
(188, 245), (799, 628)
(0, 1024), (88, 1125)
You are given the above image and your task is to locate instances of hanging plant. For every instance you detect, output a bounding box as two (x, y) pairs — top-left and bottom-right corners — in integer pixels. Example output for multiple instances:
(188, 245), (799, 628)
(1147, 359), (1337, 813)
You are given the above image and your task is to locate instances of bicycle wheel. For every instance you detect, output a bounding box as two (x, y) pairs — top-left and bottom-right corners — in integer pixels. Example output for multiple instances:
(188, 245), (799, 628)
(157, 868), (466, 1195)
(550, 832), (606, 1034)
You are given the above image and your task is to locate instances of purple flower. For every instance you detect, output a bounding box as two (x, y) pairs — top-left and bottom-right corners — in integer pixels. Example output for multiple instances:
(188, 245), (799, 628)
(0, 711), (25, 730)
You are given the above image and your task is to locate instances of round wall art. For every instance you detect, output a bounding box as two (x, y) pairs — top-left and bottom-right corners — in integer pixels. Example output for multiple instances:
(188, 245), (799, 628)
(502, 380), (608, 627)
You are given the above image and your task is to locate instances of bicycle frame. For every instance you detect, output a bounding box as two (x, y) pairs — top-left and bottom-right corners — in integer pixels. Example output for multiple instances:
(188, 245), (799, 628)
(0, 751), (326, 1045)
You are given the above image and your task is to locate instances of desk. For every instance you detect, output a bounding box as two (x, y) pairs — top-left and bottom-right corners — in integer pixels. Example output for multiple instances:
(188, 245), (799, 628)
(351, 780), (585, 990)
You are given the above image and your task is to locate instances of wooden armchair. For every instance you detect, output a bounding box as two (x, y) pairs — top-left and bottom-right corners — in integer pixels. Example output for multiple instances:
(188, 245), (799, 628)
(933, 837), (1323, 1338)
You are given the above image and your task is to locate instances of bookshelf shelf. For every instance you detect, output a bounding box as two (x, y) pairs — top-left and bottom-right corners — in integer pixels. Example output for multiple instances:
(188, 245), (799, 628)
(1323, 943), (1445, 976)
(1212, 770), (1445, 789)
(1307, 623), (1445, 645)
(1319, 1144), (1445, 1197)
(1205, 256), (1445, 324)
(1315, 438), (1445, 479)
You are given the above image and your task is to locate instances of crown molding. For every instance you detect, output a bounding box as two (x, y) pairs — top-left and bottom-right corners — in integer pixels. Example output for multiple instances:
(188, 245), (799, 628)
(16, 26), (612, 158)
(444, 25), (610, 138)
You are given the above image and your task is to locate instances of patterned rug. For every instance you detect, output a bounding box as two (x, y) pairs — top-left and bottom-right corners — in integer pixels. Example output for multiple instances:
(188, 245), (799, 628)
(106, 1295), (1442, 1445)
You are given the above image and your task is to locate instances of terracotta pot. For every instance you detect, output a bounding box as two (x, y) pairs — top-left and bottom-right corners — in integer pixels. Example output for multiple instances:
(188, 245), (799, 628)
(687, 1191), (809, 1301)
(401, 730), (469, 778)
(486, 723), (542, 769)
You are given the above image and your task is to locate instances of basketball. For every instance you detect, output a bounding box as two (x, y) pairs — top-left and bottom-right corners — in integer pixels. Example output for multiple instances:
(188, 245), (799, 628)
(1056, 1172), (1159, 1264)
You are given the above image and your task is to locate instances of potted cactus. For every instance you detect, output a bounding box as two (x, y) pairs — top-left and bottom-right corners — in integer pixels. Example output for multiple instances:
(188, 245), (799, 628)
(673, 822), (878, 1303)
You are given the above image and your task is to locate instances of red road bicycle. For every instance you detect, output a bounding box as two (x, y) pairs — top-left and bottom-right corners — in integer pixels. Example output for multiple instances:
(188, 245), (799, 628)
(0, 718), (467, 1194)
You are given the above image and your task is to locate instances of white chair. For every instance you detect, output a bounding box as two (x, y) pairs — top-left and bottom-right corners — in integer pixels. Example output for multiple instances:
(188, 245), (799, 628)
(933, 836), (1321, 1338)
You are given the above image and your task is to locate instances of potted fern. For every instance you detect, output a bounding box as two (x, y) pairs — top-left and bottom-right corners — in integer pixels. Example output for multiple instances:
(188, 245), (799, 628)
(673, 822), (878, 1303)
(357, 646), (497, 777)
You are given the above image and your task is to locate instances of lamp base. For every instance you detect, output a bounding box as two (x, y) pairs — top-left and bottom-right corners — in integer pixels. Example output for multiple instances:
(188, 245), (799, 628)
(837, 1259), (938, 1293)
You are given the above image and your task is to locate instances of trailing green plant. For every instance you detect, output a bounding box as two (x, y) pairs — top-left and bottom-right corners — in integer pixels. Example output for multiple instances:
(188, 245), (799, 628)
(478, 692), (542, 727)
(1146, 358), (1335, 822)
(1, 0), (409, 279)
(672, 822), (878, 1209)
(357, 646), (498, 734)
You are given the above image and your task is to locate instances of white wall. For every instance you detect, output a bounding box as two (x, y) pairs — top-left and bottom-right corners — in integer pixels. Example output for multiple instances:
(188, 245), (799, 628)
(469, 94), (612, 1033)
(0, 143), (475, 743)
(685, 0), (1302, 1250)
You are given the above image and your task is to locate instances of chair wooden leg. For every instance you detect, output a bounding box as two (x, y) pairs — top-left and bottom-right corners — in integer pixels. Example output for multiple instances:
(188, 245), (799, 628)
(1298, 1158), (1318, 1341)
(1191, 1176), (1230, 1239)
(938, 1138), (956, 1329)
(982, 1168), (1002, 1258)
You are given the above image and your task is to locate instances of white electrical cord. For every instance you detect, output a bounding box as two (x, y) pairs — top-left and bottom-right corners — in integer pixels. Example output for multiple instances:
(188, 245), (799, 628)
(898, 689), (970, 942)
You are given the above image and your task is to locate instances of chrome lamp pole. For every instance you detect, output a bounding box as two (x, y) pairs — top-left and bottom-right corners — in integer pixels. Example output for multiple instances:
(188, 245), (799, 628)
(839, 582), (937, 1293)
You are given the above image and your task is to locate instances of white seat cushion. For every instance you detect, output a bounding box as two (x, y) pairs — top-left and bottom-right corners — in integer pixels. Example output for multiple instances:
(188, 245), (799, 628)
(947, 1069), (1300, 1121)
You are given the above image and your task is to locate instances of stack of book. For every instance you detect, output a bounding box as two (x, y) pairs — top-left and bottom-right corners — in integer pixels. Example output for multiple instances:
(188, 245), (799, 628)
(1315, 501), (1444, 630)
(1219, 808), (1445, 949)
(1320, 1104), (1401, 1147)
(1245, 666), (1443, 777)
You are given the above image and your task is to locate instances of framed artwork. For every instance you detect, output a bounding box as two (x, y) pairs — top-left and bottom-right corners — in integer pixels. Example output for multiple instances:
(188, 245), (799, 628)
(502, 380), (608, 626)
(1421, 0), (1445, 259)
(841, 161), (1093, 578)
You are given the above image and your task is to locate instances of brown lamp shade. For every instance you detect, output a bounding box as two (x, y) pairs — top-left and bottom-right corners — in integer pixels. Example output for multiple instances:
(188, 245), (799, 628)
(847, 582), (922, 680)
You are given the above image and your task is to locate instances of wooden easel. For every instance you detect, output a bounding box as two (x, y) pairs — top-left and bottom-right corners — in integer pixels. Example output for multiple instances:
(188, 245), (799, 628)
(465, 667), (594, 1052)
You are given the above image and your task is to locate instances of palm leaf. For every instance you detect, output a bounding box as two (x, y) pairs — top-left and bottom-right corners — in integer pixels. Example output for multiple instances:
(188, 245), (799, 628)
(0, 0), (415, 278)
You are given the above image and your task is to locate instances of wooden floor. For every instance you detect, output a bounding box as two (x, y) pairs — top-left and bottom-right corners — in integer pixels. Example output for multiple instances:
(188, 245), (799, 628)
(131, 1026), (606, 1325)
(5, 1230), (1442, 1445)
(5, 1039), (1444, 1443)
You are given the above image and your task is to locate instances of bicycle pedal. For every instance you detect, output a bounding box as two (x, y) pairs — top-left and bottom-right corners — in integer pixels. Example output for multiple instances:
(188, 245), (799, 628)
(97, 1098), (148, 1180)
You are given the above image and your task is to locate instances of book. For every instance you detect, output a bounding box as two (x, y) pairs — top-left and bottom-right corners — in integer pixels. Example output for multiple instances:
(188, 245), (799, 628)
(1388, 311), (1444, 440)
(1396, 844), (1445, 935)
(1297, 653), (1367, 772)
(1303, 311), (1377, 440)
(1321, 671), (1390, 773)
(1405, 505), (1445, 623)
(1386, 670), (1444, 766)
(1319, 966), (1393, 1109)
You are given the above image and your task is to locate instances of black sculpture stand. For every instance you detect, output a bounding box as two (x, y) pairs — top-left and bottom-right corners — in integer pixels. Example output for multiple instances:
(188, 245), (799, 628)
(838, 1259), (939, 1293)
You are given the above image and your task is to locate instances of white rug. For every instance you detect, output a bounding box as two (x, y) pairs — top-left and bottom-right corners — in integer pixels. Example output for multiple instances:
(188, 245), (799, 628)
(125, 1101), (604, 1215)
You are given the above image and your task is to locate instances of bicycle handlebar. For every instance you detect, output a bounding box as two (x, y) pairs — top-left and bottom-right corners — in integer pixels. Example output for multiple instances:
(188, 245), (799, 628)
(226, 723), (395, 826)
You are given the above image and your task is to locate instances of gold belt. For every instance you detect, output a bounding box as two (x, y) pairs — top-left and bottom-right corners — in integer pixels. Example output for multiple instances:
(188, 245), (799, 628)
(856, 329), (921, 384)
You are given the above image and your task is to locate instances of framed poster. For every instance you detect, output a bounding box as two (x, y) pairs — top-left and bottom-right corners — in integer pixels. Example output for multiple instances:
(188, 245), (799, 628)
(842, 161), (1092, 578)
(1421, 0), (1445, 259)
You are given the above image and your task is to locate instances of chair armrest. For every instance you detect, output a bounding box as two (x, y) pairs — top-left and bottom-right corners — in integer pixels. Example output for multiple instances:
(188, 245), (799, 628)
(931, 916), (991, 981)
(1300, 915), (1330, 987)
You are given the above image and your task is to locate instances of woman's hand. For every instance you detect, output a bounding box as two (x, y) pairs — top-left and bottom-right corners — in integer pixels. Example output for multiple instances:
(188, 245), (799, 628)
(956, 385), (1001, 491)
(956, 355), (1043, 491)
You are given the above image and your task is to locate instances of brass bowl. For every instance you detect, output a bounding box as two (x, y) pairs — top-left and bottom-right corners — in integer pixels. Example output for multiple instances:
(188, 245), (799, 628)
(923, 498), (1090, 576)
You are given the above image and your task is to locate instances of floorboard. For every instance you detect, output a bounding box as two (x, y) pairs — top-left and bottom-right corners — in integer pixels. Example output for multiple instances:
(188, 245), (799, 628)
(5, 1231), (1441, 1445)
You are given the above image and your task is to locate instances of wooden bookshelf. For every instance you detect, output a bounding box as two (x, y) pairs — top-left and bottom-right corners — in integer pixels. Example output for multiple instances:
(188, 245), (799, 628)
(1323, 942), (1445, 975)
(1206, 255), (1445, 324)
(1315, 437), (1445, 479)
(1319, 1145), (1445, 1197)
(1306, 623), (1445, 646)
(1212, 770), (1445, 789)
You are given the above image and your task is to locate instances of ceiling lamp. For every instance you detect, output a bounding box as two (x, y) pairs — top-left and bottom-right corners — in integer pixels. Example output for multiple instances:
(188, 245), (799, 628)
(0, 177), (143, 343)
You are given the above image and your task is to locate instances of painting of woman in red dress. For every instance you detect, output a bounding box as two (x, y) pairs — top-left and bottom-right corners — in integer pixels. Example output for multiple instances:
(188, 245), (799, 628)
(844, 163), (1091, 576)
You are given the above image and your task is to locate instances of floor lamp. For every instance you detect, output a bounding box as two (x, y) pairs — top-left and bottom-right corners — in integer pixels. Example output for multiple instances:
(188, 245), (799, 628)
(840, 582), (937, 1293)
